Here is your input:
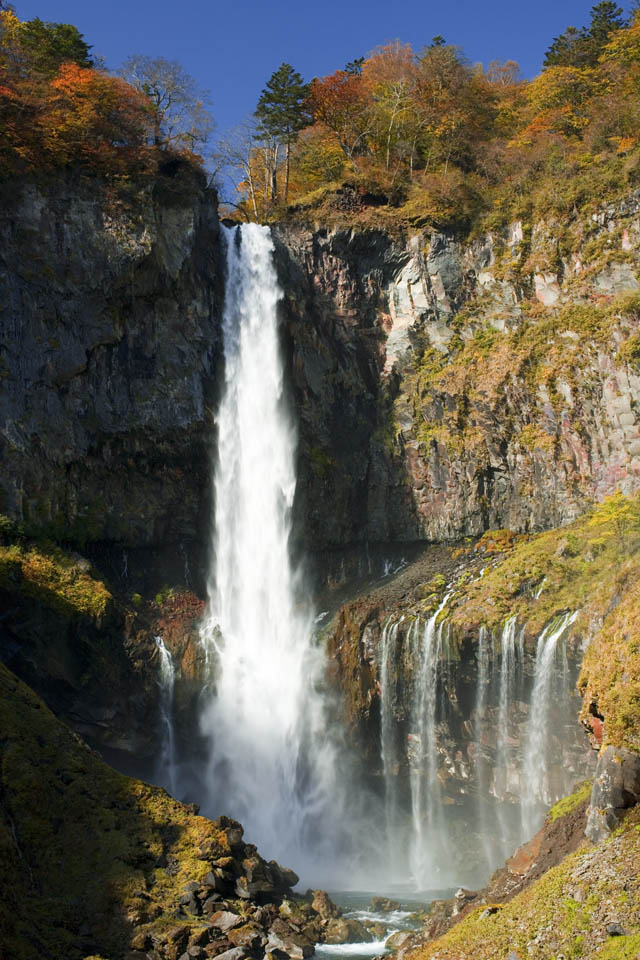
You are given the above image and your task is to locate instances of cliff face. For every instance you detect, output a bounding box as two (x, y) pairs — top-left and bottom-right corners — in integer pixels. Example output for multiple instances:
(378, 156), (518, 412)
(0, 167), (223, 557)
(276, 195), (640, 554)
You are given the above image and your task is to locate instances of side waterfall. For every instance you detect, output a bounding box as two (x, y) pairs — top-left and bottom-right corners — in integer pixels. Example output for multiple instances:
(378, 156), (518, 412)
(408, 595), (451, 887)
(378, 605), (584, 887)
(199, 224), (336, 872)
(155, 636), (177, 795)
(380, 616), (402, 876)
(521, 611), (578, 837)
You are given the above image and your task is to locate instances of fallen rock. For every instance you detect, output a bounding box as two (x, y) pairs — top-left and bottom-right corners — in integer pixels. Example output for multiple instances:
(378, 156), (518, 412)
(210, 911), (244, 934)
(605, 922), (627, 936)
(267, 920), (315, 959)
(385, 931), (413, 951)
(210, 949), (247, 960)
(311, 889), (341, 919)
(323, 917), (374, 944)
(370, 896), (401, 912)
(227, 922), (264, 951)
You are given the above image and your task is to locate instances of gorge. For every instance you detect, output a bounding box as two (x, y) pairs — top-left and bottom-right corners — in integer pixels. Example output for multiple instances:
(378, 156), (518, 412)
(2, 159), (640, 959)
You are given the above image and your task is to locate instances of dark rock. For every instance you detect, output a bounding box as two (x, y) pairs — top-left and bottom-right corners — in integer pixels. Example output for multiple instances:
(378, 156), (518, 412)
(209, 949), (247, 960)
(323, 917), (373, 944)
(370, 896), (401, 912)
(606, 922), (627, 936)
(203, 894), (223, 914)
(479, 906), (500, 918)
(266, 924), (315, 960)
(586, 746), (640, 841)
(227, 922), (265, 951)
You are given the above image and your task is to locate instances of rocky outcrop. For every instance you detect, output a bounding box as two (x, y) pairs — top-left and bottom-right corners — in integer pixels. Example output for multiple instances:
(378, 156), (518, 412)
(586, 746), (640, 842)
(0, 167), (222, 562)
(275, 194), (640, 555)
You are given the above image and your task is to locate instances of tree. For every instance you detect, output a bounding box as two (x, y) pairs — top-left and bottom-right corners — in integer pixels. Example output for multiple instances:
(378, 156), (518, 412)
(254, 62), (309, 204)
(120, 55), (213, 152)
(18, 17), (92, 74)
(345, 57), (365, 76)
(544, 3), (627, 67)
(309, 68), (373, 170)
(587, 491), (640, 550)
(211, 120), (261, 220)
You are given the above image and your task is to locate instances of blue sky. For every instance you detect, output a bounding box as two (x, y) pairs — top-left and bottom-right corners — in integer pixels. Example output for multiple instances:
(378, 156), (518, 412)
(14, 1), (637, 137)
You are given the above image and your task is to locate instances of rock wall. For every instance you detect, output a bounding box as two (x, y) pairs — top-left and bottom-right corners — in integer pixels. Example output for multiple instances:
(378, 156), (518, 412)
(0, 167), (223, 557)
(276, 195), (640, 554)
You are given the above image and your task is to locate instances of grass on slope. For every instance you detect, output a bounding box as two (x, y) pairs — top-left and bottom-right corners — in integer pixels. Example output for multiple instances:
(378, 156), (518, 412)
(0, 661), (232, 960)
(412, 810), (640, 960)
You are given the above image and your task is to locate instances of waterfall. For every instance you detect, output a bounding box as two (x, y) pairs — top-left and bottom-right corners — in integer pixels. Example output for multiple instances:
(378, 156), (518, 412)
(408, 594), (450, 888)
(520, 611), (578, 838)
(199, 224), (336, 872)
(474, 625), (494, 871)
(155, 636), (177, 795)
(380, 616), (403, 875)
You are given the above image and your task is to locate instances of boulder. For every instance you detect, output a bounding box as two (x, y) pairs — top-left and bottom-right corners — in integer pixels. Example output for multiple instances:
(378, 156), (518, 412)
(385, 931), (413, 952)
(311, 889), (340, 919)
(227, 922), (264, 951)
(266, 920), (315, 959)
(209, 949), (247, 960)
(585, 746), (640, 841)
(323, 917), (373, 944)
(370, 897), (401, 913)
(210, 911), (244, 934)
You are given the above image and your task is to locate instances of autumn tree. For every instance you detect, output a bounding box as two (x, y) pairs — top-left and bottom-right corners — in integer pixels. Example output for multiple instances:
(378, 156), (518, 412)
(120, 55), (213, 151)
(254, 62), (309, 204)
(308, 68), (373, 169)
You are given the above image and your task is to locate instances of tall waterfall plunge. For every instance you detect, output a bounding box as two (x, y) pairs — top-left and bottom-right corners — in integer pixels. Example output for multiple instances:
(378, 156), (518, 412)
(199, 224), (338, 875)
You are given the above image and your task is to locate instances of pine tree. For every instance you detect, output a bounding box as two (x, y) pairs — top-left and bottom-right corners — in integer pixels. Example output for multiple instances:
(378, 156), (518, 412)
(255, 62), (309, 205)
(544, 2), (626, 68)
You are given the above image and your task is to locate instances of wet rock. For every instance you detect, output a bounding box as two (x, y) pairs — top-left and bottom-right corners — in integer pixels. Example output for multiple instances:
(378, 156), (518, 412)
(323, 917), (373, 944)
(370, 896), (401, 912)
(311, 889), (340, 919)
(385, 931), (414, 951)
(267, 919), (315, 959)
(279, 899), (308, 926)
(367, 922), (387, 938)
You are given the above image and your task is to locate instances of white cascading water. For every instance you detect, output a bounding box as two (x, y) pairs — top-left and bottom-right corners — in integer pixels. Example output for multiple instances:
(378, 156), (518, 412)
(408, 594), (450, 888)
(520, 611), (578, 837)
(155, 636), (177, 795)
(474, 625), (494, 871)
(494, 615), (521, 857)
(199, 224), (336, 872)
(380, 616), (402, 875)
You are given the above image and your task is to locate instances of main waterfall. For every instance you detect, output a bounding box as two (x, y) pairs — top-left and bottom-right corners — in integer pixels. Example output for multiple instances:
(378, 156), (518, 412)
(199, 224), (337, 873)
